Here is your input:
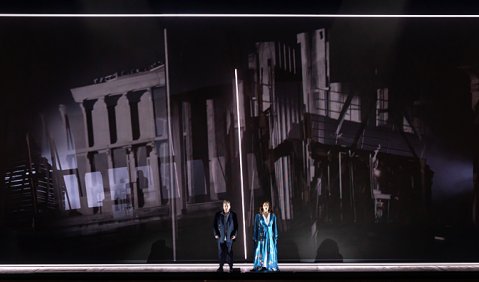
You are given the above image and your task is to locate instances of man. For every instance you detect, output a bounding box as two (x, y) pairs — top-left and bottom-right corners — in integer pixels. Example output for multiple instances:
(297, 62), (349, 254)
(213, 200), (238, 272)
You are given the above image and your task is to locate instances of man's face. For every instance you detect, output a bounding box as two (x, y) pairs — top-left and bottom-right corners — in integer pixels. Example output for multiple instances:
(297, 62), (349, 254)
(223, 202), (231, 213)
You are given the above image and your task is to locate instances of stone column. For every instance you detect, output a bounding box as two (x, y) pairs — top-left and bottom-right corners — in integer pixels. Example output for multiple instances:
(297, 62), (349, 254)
(126, 91), (143, 141)
(80, 100), (95, 148)
(105, 95), (121, 144)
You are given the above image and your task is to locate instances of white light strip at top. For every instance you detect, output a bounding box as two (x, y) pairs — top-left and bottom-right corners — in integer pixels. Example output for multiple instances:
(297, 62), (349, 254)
(0, 14), (479, 18)
(235, 69), (248, 260)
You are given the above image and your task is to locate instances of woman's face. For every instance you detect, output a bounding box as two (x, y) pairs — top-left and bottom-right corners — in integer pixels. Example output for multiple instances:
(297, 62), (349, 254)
(262, 203), (269, 213)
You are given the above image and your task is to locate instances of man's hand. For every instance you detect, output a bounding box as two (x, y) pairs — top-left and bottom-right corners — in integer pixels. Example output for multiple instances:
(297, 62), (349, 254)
(231, 235), (236, 240)
(215, 235), (219, 239)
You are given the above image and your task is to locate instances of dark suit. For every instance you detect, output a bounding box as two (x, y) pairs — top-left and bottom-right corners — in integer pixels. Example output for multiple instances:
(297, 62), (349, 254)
(213, 211), (238, 269)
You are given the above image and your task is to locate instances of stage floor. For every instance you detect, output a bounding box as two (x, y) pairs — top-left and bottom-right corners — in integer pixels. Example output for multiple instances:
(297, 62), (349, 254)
(1, 262), (479, 273)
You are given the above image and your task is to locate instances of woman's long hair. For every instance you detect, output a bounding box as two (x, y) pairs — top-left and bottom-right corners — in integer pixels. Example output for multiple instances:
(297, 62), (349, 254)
(258, 201), (273, 213)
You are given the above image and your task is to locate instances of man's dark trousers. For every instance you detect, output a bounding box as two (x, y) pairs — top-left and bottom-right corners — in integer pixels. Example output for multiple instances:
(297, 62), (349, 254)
(218, 240), (233, 269)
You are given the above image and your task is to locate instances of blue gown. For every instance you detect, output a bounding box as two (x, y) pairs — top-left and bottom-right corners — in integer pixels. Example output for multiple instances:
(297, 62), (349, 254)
(253, 212), (279, 271)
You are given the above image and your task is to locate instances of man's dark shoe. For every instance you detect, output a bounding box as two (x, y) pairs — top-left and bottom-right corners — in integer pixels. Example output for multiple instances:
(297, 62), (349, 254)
(217, 267), (224, 272)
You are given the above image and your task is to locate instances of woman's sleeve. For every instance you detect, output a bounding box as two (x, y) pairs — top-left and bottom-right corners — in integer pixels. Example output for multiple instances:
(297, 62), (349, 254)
(273, 214), (278, 241)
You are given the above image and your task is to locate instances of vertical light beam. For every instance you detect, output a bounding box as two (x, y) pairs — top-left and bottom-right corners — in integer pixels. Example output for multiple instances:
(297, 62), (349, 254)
(164, 28), (177, 262)
(235, 69), (247, 260)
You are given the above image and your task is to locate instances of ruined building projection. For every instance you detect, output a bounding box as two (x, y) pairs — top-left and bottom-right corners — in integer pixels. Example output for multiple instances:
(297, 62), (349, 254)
(328, 83), (361, 123)
(251, 42), (274, 115)
(3, 157), (58, 228)
(173, 85), (236, 205)
(206, 99), (222, 199)
(244, 27), (429, 224)
(249, 40), (302, 221)
(403, 117), (414, 134)
(297, 28), (329, 117)
(297, 28), (363, 145)
(296, 27), (425, 149)
(181, 100), (210, 203)
(297, 28), (333, 199)
(246, 153), (261, 225)
(376, 88), (389, 127)
(55, 66), (179, 217)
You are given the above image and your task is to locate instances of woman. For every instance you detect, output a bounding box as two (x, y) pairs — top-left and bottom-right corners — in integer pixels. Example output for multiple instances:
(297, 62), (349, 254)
(252, 201), (279, 272)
